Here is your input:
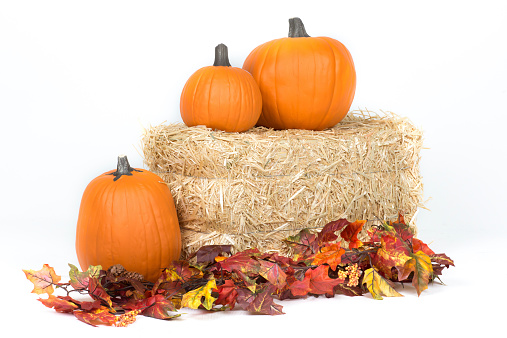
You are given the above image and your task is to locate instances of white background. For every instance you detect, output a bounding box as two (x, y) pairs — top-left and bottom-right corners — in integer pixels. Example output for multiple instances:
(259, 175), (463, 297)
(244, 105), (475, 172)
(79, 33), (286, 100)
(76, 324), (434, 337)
(1, 0), (506, 336)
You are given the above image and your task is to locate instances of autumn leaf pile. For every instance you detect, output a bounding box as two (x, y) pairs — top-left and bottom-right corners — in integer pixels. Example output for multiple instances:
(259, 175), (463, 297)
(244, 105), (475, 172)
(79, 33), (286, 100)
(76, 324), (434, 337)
(23, 215), (454, 326)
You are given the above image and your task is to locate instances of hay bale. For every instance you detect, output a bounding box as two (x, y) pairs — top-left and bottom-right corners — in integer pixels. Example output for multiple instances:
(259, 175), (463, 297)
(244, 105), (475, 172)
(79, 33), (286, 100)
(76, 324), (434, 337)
(142, 110), (424, 258)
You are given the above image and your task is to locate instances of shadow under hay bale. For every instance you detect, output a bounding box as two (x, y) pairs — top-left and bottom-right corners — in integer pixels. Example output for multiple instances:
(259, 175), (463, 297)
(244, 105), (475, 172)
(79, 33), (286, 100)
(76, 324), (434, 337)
(142, 110), (425, 258)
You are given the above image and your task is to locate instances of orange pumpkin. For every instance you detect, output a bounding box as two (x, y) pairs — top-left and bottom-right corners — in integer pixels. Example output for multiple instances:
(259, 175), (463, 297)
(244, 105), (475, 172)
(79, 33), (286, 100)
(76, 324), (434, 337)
(75, 155), (181, 282)
(180, 43), (262, 132)
(243, 18), (356, 131)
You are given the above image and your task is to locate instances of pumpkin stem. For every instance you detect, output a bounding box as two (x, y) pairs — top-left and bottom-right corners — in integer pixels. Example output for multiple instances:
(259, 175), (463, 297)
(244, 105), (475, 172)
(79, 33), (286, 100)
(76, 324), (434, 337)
(288, 17), (310, 38)
(213, 43), (232, 67)
(108, 155), (142, 181)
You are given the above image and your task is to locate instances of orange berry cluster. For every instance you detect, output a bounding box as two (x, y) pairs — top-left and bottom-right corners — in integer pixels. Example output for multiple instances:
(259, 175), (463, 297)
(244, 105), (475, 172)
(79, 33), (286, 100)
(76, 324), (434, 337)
(345, 264), (360, 287)
(114, 310), (140, 327)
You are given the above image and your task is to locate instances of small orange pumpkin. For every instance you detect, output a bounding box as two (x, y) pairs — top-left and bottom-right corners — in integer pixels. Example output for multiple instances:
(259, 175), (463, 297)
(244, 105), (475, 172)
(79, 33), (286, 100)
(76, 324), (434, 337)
(180, 43), (262, 132)
(75, 155), (181, 282)
(243, 18), (356, 131)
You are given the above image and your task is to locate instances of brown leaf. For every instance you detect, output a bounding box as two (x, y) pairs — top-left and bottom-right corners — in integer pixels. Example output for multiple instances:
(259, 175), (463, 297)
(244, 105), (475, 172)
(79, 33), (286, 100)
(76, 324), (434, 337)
(196, 245), (232, 264)
(259, 260), (287, 288)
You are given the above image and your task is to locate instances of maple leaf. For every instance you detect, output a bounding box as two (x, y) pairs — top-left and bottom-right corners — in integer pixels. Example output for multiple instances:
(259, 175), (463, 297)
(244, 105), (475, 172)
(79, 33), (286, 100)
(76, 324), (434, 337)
(218, 251), (261, 275)
(362, 267), (403, 300)
(411, 238), (435, 256)
(164, 260), (203, 283)
(68, 264), (101, 290)
(195, 245), (232, 264)
(259, 260), (287, 288)
(290, 265), (341, 297)
(334, 284), (364, 297)
(88, 278), (113, 309)
(431, 253), (455, 268)
(398, 251), (433, 296)
(371, 234), (412, 279)
(140, 295), (180, 320)
(23, 264), (61, 295)
(214, 279), (238, 309)
(236, 285), (284, 315)
(311, 243), (345, 270)
(284, 228), (319, 260)
(341, 220), (366, 249)
(38, 295), (79, 313)
(181, 279), (217, 310)
(317, 218), (350, 244)
(74, 306), (116, 327)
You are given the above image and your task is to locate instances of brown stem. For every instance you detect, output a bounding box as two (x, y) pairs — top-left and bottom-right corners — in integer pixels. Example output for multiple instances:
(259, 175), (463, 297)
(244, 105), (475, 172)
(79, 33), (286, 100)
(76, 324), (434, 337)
(108, 155), (142, 181)
(288, 17), (310, 38)
(213, 43), (231, 67)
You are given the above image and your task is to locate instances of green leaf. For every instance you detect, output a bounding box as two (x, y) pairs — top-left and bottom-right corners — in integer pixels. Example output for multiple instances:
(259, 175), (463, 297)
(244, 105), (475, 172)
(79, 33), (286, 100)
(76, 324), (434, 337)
(69, 264), (101, 290)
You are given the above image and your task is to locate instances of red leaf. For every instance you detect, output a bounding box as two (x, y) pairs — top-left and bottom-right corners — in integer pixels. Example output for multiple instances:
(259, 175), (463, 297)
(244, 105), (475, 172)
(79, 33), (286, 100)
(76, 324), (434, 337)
(259, 260), (287, 288)
(214, 279), (238, 309)
(290, 265), (341, 297)
(412, 238), (435, 256)
(74, 307), (116, 327)
(140, 295), (179, 320)
(218, 251), (260, 275)
(88, 278), (113, 309)
(341, 220), (366, 249)
(236, 285), (284, 315)
(317, 219), (350, 244)
(284, 229), (319, 260)
(38, 295), (78, 313)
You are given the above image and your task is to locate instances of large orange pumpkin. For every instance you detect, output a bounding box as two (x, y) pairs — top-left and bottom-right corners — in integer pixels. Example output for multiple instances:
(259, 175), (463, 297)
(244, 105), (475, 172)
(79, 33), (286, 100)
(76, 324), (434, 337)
(180, 43), (262, 132)
(243, 18), (356, 131)
(75, 155), (181, 282)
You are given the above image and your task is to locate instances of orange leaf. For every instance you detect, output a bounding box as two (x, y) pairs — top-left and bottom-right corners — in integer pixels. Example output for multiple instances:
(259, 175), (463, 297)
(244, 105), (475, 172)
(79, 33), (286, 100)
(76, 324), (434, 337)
(23, 264), (61, 295)
(311, 243), (345, 270)
(38, 295), (79, 313)
(341, 220), (366, 249)
(74, 306), (116, 327)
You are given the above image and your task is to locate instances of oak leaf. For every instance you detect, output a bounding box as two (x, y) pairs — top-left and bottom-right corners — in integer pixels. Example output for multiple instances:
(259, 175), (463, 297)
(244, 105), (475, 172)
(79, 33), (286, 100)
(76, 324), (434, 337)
(362, 267), (403, 300)
(181, 279), (217, 310)
(398, 251), (433, 296)
(23, 264), (61, 295)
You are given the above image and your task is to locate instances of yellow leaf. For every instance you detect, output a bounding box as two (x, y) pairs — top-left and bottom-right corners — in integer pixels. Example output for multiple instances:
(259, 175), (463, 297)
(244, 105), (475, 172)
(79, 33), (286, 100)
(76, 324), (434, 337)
(362, 268), (403, 300)
(23, 264), (61, 295)
(399, 251), (433, 296)
(181, 279), (217, 310)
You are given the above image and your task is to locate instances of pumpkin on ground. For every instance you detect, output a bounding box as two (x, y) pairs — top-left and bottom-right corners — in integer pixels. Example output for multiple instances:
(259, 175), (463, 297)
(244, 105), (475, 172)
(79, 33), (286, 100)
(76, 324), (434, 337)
(180, 43), (262, 132)
(75, 155), (181, 282)
(243, 18), (356, 131)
